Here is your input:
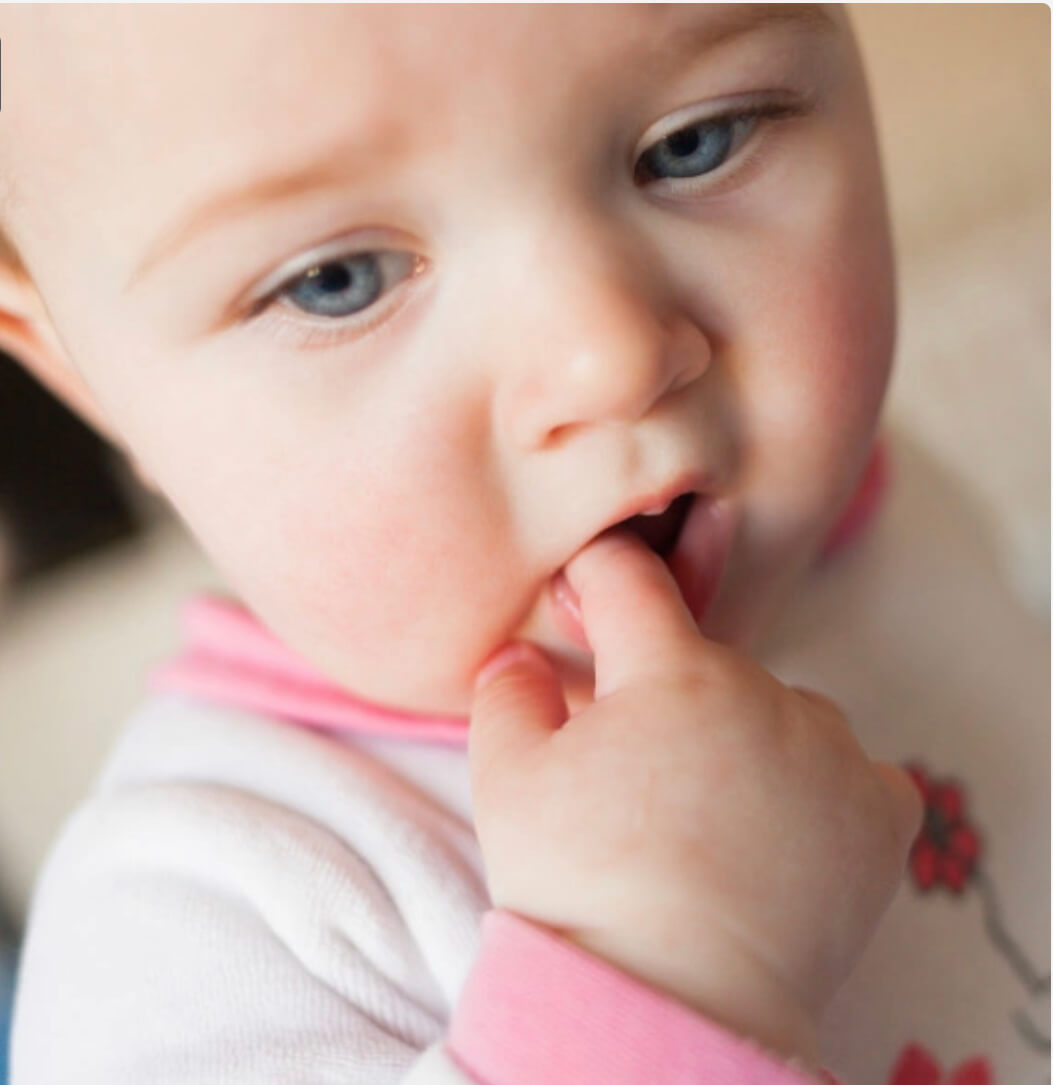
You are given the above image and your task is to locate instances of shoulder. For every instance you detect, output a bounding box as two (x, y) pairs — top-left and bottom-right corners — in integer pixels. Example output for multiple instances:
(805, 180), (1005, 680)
(12, 694), (488, 1082)
(76, 691), (483, 894)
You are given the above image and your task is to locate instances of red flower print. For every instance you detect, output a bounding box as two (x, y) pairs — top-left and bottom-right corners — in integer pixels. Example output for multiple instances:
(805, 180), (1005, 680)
(904, 765), (982, 893)
(896, 766), (1047, 1057)
(888, 1043), (994, 1085)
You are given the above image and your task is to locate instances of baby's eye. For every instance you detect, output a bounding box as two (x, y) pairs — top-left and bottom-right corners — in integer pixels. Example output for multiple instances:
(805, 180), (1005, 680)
(636, 113), (757, 183)
(272, 250), (419, 320)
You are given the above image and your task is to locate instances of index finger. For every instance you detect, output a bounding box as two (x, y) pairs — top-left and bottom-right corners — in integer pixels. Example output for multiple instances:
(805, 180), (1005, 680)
(563, 530), (700, 698)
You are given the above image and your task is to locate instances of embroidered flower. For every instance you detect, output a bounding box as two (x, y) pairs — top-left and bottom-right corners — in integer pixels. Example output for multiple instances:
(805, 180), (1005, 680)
(904, 765), (982, 894)
(888, 1042), (994, 1084)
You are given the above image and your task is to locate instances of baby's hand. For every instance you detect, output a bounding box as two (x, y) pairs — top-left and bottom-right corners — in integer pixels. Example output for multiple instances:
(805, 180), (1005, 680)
(468, 532), (922, 1069)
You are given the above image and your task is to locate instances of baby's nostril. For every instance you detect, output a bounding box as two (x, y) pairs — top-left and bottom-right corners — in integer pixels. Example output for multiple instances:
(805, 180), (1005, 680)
(617, 492), (695, 556)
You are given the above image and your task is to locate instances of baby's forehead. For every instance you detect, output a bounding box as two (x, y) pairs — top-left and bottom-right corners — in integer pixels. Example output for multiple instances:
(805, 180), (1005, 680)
(8, 5), (842, 168)
(10, 6), (686, 135)
(2, 5), (845, 285)
(5, 7), (649, 223)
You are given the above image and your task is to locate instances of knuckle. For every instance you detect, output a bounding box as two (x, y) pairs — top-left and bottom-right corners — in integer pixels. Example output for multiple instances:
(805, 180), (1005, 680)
(900, 773), (926, 840)
(790, 685), (841, 717)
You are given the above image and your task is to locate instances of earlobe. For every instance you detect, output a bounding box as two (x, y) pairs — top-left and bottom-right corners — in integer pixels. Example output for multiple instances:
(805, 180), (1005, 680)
(0, 264), (117, 444)
(0, 263), (162, 495)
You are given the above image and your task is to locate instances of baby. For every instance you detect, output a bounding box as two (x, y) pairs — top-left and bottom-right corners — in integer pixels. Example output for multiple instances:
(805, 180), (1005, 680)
(2, 6), (929, 1082)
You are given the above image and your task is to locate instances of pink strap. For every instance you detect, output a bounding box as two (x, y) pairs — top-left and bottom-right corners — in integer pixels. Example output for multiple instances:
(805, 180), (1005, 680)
(447, 910), (841, 1085)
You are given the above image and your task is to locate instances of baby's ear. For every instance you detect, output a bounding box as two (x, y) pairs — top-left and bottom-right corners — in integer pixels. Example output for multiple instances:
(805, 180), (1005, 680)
(0, 270), (161, 495)
(0, 262), (119, 446)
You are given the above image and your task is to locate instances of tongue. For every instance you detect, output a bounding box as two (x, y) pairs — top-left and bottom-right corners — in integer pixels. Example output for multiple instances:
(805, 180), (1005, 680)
(616, 493), (694, 557)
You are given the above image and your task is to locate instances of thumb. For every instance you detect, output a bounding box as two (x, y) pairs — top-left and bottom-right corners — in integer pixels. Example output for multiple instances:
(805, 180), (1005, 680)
(468, 642), (568, 799)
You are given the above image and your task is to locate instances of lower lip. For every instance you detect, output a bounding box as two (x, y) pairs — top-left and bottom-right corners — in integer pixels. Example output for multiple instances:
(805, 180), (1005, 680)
(550, 497), (739, 650)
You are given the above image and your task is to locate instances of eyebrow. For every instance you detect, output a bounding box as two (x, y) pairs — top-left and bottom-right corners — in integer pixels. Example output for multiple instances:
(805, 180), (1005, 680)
(127, 4), (836, 291)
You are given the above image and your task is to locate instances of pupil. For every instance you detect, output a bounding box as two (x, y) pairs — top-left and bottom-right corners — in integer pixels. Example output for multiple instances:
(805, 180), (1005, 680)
(310, 264), (352, 292)
(285, 253), (384, 318)
(666, 128), (701, 157)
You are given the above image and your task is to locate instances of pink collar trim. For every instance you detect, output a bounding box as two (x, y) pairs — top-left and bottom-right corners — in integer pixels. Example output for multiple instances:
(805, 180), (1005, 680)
(151, 443), (888, 743)
(149, 595), (469, 745)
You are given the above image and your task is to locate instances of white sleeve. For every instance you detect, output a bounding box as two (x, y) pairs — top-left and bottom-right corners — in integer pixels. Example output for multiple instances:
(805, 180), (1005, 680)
(10, 776), (479, 1084)
(8, 777), (844, 1085)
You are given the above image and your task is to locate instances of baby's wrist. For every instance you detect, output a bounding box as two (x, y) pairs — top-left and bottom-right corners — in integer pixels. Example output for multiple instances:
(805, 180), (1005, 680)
(562, 924), (822, 1071)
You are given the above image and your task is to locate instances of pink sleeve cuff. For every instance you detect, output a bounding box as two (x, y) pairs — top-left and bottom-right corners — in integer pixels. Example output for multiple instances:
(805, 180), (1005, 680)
(447, 909), (843, 1085)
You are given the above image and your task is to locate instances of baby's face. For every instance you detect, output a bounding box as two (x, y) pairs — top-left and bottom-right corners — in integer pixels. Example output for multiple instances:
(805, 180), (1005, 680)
(5, 5), (893, 715)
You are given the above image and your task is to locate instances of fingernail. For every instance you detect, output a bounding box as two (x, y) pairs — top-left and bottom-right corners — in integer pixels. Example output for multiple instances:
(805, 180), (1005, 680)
(475, 642), (535, 691)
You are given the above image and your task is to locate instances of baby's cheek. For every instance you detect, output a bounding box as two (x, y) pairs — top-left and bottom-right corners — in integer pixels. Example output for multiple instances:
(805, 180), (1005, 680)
(824, 145), (897, 444)
(811, 251), (894, 439)
(259, 436), (519, 713)
(778, 160), (895, 499)
(737, 226), (894, 574)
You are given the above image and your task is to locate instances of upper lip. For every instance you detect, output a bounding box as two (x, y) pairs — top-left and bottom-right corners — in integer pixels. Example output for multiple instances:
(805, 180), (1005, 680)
(600, 470), (712, 537)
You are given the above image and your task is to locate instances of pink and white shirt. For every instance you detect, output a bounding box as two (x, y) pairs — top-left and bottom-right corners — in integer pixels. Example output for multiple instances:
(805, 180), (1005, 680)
(11, 442), (1048, 1083)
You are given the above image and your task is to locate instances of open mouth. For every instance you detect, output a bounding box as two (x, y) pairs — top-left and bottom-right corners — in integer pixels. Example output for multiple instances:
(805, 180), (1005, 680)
(551, 489), (737, 649)
(608, 491), (696, 558)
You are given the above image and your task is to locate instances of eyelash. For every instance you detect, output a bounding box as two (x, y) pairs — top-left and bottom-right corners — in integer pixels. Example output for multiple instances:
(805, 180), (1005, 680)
(634, 101), (801, 190)
(247, 250), (426, 351)
(247, 100), (801, 350)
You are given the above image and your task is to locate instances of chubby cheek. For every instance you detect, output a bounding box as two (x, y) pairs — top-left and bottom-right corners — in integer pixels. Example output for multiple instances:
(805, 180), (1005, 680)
(192, 398), (523, 716)
(711, 144), (894, 644)
(789, 248), (893, 488)
(747, 155), (894, 546)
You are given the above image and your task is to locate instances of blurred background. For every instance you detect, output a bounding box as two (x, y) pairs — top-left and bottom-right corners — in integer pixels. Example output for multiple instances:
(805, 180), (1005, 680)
(0, 4), (1048, 1070)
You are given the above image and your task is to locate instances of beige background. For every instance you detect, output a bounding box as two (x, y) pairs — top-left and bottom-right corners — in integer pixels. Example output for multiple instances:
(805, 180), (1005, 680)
(0, 4), (1049, 924)
(854, 4), (1050, 610)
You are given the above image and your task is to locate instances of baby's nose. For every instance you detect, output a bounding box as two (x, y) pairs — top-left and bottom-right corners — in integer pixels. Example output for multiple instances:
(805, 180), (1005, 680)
(495, 233), (711, 450)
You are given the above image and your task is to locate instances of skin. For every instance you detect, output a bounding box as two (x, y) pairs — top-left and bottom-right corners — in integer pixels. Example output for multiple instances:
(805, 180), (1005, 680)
(0, 4), (895, 720)
(470, 534), (923, 1065)
(0, 9), (920, 1066)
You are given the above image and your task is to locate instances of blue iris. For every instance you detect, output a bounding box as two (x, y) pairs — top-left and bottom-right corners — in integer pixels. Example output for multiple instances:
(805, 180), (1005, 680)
(639, 119), (739, 180)
(284, 254), (383, 318)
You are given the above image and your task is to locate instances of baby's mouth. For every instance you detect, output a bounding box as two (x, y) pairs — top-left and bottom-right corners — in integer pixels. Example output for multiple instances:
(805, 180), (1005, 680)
(549, 489), (738, 651)
(548, 491), (698, 651)
(607, 491), (696, 558)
